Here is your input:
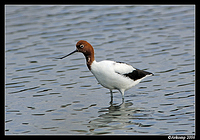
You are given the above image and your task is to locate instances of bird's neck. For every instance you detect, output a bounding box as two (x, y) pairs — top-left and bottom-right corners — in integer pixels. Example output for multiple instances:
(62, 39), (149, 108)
(84, 53), (95, 71)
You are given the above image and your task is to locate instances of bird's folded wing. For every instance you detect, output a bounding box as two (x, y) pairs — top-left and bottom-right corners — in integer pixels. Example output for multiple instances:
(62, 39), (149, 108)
(113, 61), (136, 75)
(113, 61), (153, 81)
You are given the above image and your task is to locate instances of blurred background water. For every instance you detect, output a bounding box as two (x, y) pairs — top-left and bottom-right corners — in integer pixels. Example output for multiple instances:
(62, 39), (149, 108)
(5, 5), (195, 135)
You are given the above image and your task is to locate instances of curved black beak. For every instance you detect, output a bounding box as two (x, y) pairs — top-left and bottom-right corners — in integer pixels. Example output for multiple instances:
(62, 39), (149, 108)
(56, 49), (78, 59)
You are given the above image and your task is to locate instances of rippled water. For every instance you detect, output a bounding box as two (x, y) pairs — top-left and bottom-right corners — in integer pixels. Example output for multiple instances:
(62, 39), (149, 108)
(5, 5), (195, 135)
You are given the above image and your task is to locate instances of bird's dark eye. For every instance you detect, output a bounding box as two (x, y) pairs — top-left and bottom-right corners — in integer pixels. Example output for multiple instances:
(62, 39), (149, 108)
(80, 44), (84, 48)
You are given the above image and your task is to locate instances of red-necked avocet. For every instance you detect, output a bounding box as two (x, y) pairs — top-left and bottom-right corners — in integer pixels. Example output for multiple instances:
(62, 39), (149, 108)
(57, 40), (153, 103)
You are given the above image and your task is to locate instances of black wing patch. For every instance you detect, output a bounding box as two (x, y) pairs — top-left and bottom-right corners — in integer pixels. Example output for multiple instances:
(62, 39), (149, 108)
(122, 69), (153, 81)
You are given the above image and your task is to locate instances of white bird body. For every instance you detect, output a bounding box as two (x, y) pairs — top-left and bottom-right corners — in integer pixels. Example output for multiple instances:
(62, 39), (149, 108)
(91, 60), (151, 98)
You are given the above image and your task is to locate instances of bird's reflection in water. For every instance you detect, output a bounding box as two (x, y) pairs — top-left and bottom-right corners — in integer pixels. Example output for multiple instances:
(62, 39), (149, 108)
(102, 101), (133, 113)
(87, 100), (154, 134)
(87, 101), (133, 134)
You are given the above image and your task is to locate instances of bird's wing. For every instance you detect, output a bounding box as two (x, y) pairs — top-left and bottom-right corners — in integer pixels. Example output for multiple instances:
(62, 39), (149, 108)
(113, 61), (136, 75)
(113, 61), (153, 81)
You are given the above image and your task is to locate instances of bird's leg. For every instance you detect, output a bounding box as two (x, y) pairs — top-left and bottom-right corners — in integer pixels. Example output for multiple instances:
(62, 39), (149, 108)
(119, 89), (125, 103)
(109, 89), (113, 105)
